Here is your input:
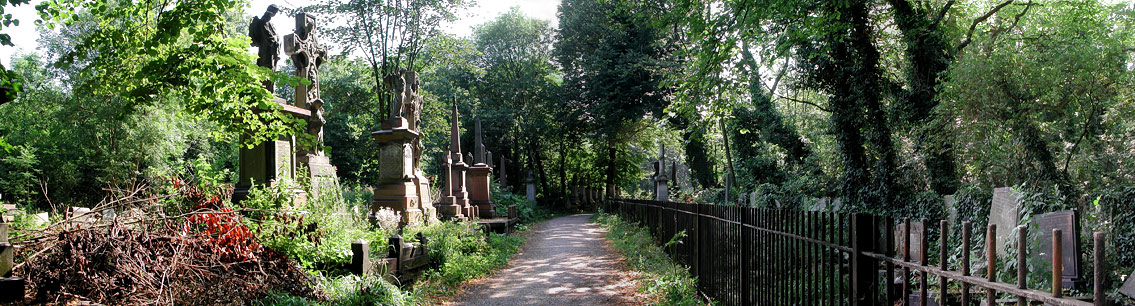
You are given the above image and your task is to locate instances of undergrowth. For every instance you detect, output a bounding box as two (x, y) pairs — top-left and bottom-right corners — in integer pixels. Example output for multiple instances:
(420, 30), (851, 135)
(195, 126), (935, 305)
(594, 212), (709, 306)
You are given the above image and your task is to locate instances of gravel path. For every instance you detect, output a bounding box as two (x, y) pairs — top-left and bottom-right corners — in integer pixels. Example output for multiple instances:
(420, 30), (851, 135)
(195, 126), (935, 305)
(448, 213), (641, 306)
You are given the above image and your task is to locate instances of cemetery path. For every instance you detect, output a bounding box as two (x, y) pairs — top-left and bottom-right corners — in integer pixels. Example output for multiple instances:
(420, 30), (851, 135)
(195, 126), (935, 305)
(447, 213), (643, 306)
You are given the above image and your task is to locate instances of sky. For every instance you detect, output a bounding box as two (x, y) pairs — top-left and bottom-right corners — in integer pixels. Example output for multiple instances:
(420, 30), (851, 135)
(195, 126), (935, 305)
(0, 0), (562, 66)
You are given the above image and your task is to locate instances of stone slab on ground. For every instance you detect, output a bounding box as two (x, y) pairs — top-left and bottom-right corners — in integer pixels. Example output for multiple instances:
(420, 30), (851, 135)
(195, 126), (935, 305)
(448, 214), (640, 306)
(1120, 270), (1135, 299)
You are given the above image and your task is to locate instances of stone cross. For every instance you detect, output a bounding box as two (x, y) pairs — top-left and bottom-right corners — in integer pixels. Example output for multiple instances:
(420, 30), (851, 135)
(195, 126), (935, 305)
(284, 11), (329, 153)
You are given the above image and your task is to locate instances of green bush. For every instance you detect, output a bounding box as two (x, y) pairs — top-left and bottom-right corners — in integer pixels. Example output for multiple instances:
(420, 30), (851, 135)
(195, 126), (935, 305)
(491, 182), (549, 223)
(594, 212), (706, 306)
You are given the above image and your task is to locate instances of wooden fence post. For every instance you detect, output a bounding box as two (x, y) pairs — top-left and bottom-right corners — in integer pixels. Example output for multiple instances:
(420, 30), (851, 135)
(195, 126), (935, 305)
(852, 213), (878, 305)
(1094, 232), (1107, 306)
(986, 224), (997, 305)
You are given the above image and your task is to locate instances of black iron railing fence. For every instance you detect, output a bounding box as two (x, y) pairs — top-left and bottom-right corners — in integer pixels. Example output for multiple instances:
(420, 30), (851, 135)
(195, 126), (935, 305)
(604, 198), (1109, 306)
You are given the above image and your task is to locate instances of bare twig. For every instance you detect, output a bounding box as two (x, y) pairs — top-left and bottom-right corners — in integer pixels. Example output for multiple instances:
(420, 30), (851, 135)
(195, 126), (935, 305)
(955, 0), (1014, 54)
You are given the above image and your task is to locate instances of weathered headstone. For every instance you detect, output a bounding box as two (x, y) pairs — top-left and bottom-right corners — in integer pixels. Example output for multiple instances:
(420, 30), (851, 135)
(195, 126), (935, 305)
(894, 221), (925, 262)
(69, 207), (92, 224)
(524, 171), (536, 203)
(31, 212), (48, 227)
(653, 144), (669, 201)
(434, 96), (470, 221)
(0, 226), (10, 277)
(943, 194), (957, 226)
(1031, 210), (1082, 288)
(0, 204), (13, 223)
(989, 187), (1021, 256)
(1120, 270), (1135, 299)
(350, 239), (371, 275)
(467, 119), (496, 218)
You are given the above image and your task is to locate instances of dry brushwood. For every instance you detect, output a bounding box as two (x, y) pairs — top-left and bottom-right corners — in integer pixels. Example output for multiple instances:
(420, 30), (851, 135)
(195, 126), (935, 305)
(18, 220), (321, 305)
(13, 177), (324, 305)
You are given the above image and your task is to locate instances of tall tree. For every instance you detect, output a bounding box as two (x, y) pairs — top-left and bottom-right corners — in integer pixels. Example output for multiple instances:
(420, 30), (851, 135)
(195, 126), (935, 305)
(309, 0), (470, 113)
(555, 0), (671, 194)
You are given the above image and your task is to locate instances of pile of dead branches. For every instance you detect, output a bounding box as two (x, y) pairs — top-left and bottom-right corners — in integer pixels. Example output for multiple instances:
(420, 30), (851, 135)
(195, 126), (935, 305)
(18, 221), (320, 305)
(12, 178), (323, 305)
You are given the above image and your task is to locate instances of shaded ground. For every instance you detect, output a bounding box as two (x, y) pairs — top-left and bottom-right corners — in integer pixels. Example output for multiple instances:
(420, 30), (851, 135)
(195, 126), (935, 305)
(448, 213), (642, 306)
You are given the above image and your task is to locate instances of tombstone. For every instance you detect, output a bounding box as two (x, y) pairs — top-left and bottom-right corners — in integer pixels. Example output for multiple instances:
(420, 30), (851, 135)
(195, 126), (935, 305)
(0, 225), (10, 277)
(370, 71), (435, 225)
(467, 119), (496, 218)
(812, 197), (829, 211)
(431, 96), (470, 221)
(524, 171), (536, 203)
(943, 194), (957, 226)
(0, 204), (13, 223)
(1031, 210), (1082, 288)
(653, 144), (669, 202)
(1120, 270), (1135, 299)
(894, 221), (924, 262)
(350, 239), (371, 275)
(749, 191), (759, 207)
(69, 207), (92, 224)
(989, 187), (1021, 256)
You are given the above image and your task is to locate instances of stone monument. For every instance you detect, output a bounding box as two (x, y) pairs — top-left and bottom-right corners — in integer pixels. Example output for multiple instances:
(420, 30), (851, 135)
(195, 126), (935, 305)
(989, 187), (1021, 256)
(437, 96), (472, 220)
(283, 11), (339, 197)
(467, 119), (495, 218)
(653, 144), (669, 201)
(524, 171), (536, 203)
(237, 6), (316, 203)
(1031, 210), (1082, 288)
(370, 69), (435, 225)
(249, 5), (281, 91)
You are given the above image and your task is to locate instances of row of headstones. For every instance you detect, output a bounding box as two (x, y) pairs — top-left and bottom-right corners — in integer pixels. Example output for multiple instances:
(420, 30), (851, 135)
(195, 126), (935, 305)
(568, 185), (604, 208)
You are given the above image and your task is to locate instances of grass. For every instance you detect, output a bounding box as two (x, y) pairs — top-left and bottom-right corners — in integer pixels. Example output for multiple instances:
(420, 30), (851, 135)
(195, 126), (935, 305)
(594, 212), (711, 306)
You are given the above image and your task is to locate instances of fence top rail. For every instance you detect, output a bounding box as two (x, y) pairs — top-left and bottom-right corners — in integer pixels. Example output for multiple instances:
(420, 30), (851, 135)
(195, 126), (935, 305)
(609, 198), (855, 252)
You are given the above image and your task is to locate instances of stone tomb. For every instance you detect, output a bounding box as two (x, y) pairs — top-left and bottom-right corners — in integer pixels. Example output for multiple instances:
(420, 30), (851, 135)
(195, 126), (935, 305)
(895, 220), (925, 262)
(989, 187), (1021, 256)
(237, 9), (340, 203)
(371, 70), (436, 225)
(1030, 210), (1082, 288)
(1120, 269), (1135, 299)
(467, 119), (495, 218)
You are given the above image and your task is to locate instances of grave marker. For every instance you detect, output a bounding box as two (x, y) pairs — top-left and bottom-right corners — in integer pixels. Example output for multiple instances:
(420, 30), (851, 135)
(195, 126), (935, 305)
(943, 194), (957, 225)
(895, 221), (925, 262)
(989, 187), (1021, 256)
(1032, 210), (1082, 288)
(1120, 270), (1135, 299)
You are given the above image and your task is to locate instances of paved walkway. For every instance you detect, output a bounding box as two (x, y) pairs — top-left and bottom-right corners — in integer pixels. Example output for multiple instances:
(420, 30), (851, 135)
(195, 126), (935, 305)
(448, 214), (641, 306)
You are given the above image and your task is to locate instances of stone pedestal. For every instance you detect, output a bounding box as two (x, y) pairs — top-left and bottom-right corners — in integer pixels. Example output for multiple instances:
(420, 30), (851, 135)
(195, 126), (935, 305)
(235, 134), (296, 202)
(469, 165), (494, 218)
(298, 154), (338, 197)
(439, 152), (471, 220)
(371, 121), (424, 226)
